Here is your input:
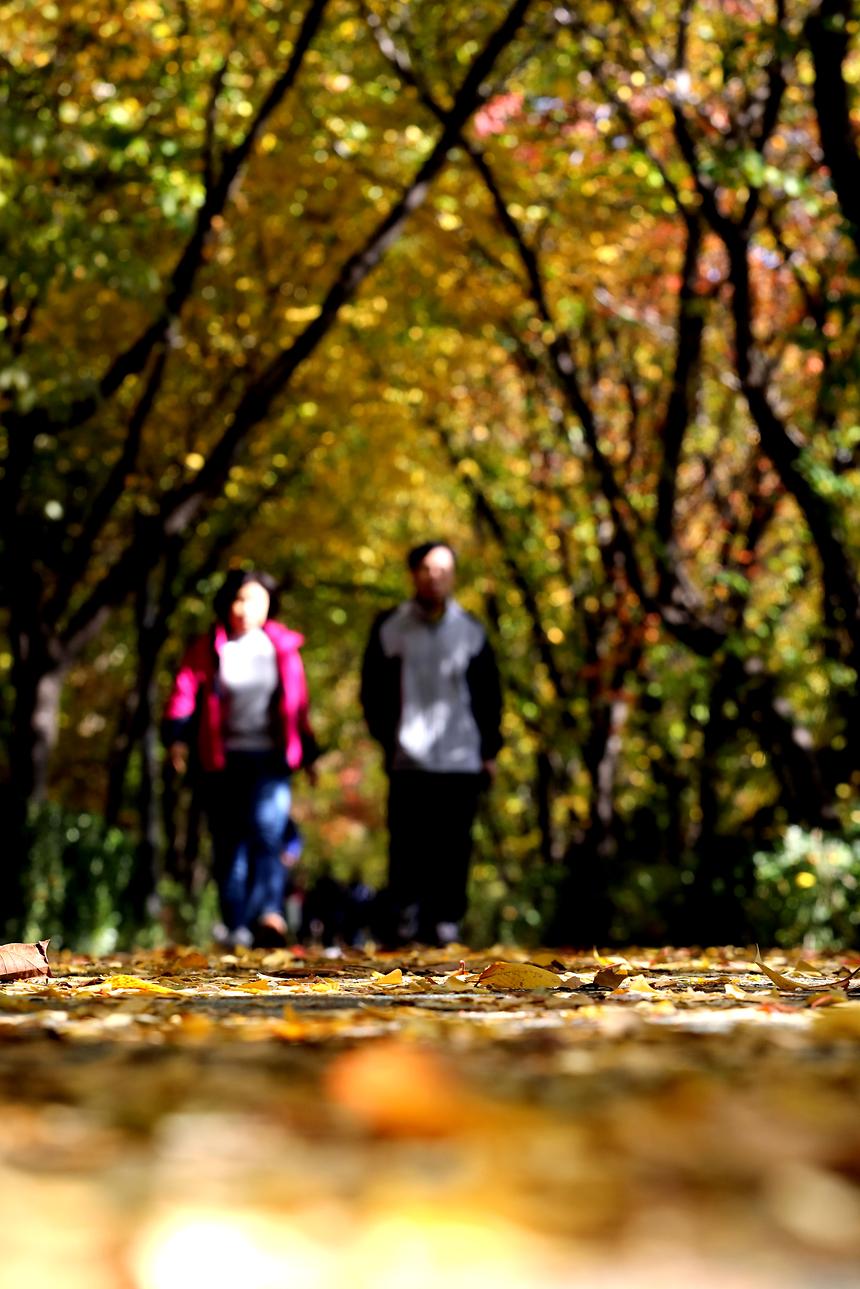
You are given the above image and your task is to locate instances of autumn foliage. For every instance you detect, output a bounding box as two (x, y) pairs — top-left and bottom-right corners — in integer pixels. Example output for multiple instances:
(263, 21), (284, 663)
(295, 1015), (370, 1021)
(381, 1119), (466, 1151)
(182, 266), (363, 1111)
(1, 0), (859, 945)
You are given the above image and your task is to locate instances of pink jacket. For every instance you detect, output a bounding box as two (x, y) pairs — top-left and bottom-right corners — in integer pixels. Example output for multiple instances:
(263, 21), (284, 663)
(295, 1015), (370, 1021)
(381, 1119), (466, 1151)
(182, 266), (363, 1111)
(164, 621), (315, 773)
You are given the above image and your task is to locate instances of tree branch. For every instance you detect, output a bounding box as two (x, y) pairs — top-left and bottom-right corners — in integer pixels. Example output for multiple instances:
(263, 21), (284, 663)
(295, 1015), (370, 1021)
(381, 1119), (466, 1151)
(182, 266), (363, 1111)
(370, 10), (726, 656)
(56, 0), (537, 654)
(805, 0), (860, 256)
(45, 346), (169, 627)
(7, 0), (331, 441)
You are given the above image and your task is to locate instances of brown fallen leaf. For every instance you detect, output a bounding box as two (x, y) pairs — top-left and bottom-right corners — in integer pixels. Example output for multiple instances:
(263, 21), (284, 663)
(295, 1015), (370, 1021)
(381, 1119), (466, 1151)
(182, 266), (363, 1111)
(389, 977), (432, 993)
(155, 948), (211, 973)
(531, 951), (569, 970)
(0, 939), (51, 982)
(594, 966), (628, 990)
(755, 947), (856, 992)
(477, 961), (563, 990)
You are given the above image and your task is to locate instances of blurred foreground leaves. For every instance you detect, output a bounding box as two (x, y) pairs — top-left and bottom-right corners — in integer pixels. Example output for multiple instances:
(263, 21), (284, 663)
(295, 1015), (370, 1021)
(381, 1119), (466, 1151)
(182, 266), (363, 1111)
(2, 943), (860, 1287)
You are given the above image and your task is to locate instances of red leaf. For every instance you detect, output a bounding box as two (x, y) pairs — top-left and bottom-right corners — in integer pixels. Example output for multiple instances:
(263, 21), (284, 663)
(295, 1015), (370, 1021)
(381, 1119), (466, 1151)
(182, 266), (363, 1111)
(0, 939), (52, 982)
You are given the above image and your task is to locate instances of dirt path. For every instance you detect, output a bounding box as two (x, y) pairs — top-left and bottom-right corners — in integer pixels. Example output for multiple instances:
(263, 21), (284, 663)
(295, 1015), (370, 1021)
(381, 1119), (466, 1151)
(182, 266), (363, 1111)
(2, 943), (860, 1287)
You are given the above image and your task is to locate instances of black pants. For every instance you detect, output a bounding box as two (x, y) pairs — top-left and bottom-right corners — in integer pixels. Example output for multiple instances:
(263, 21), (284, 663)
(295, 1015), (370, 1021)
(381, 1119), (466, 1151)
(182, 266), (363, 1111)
(384, 770), (483, 943)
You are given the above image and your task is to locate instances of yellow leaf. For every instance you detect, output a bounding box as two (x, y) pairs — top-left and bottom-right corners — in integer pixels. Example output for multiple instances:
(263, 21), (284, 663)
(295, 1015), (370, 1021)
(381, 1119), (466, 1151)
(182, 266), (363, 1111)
(92, 975), (179, 995)
(592, 948), (631, 969)
(614, 974), (657, 994)
(725, 981), (754, 999)
(577, 1004), (609, 1020)
(531, 951), (567, 969)
(640, 999), (677, 1015)
(272, 1006), (315, 1041)
(170, 1013), (213, 1040)
(812, 1002), (860, 1037)
(441, 972), (474, 990)
(261, 949), (295, 971)
(372, 968), (404, 986)
(477, 961), (563, 990)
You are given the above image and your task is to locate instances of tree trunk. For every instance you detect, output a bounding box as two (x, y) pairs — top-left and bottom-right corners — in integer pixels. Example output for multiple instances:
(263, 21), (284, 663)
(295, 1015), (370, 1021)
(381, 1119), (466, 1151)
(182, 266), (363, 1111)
(2, 640), (65, 932)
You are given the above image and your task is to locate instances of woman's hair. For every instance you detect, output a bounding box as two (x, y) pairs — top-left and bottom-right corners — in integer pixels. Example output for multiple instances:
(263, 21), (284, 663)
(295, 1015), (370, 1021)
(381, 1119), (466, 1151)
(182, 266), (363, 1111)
(213, 568), (279, 626)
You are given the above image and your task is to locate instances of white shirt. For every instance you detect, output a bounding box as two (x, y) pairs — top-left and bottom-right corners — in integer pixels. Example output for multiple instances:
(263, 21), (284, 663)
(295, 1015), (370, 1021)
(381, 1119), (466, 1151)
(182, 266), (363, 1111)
(219, 628), (279, 751)
(379, 600), (484, 773)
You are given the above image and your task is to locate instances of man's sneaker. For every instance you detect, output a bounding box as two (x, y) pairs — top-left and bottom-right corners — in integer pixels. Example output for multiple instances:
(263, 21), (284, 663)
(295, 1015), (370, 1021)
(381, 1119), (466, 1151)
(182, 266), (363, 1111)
(435, 921), (461, 947)
(396, 903), (420, 944)
(212, 922), (253, 950)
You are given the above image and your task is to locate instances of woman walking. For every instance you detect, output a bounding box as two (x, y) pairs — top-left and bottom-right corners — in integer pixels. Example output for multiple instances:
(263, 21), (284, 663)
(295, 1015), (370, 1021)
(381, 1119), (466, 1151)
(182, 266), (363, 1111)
(164, 569), (317, 948)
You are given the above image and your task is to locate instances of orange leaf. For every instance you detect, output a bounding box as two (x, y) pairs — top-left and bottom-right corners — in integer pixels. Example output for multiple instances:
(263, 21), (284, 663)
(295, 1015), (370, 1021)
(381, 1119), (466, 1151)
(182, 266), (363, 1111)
(0, 940), (51, 982)
(325, 1039), (478, 1137)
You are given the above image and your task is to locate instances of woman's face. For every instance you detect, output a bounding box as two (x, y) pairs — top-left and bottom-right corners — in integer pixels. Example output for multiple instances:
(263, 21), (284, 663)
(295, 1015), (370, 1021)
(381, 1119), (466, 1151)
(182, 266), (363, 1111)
(229, 581), (271, 635)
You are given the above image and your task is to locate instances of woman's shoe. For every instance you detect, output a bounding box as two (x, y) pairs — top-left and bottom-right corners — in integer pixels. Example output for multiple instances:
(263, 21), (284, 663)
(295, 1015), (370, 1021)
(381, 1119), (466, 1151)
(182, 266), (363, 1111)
(253, 911), (289, 948)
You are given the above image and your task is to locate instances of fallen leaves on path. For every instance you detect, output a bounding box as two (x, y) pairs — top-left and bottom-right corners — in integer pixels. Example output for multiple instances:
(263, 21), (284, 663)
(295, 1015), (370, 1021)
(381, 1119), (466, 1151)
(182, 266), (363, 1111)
(2, 942), (860, 1289)
(755, 946), (860, 992)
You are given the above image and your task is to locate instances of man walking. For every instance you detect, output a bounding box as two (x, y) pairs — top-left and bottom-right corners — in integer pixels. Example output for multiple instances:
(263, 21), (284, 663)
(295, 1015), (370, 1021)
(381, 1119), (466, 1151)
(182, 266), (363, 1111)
(360, 541), (503, 947)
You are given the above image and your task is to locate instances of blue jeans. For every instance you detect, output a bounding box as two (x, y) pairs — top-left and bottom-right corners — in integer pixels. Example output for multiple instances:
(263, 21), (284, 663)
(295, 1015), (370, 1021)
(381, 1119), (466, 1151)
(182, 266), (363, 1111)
(205, 752), (292, 932)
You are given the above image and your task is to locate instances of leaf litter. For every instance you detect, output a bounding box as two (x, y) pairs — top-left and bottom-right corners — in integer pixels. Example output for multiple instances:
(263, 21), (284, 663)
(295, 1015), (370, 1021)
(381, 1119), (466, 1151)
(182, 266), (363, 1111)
(2, 941), (860, 1287)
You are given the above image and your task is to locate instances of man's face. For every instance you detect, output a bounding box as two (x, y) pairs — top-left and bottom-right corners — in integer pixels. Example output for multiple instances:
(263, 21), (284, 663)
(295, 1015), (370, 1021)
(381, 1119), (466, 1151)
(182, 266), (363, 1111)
(411, 546), (456, 608)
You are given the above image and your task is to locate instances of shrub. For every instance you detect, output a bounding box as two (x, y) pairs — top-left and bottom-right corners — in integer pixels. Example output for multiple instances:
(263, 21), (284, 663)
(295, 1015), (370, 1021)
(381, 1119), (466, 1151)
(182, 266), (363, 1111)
(750, 826), (860, 949)
(22, 802), (139, 952)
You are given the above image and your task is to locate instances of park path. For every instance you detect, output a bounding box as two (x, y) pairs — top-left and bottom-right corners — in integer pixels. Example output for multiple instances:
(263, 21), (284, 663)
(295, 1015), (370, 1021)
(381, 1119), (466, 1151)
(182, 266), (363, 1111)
(1, 943), (860, 1288)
